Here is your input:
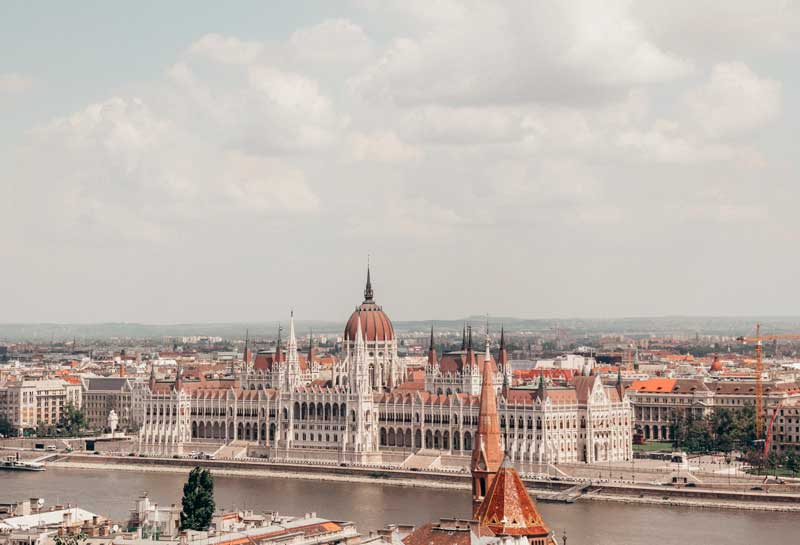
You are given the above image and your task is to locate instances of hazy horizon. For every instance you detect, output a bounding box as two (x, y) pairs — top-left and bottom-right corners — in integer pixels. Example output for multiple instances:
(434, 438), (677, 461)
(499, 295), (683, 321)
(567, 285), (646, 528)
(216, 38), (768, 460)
(2, 2), (798, 323)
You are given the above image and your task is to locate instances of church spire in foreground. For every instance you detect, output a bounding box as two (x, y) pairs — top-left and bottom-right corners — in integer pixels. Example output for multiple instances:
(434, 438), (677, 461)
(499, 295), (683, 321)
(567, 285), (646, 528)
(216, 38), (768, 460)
(471, 331), (503, 515)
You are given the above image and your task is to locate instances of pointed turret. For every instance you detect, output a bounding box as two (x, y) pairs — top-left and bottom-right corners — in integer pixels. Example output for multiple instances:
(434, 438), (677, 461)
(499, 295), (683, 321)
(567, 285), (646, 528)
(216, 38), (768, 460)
(352, 311), (370, 392)
(286, 311), (301, 390)
(498, 325), (508, 369)
(466, 325), (476, 368)
(427, 324), (437, 367)
(474, 455), (552, 542)
(243, 329), (251, 368)
(308, 329), (317, 365)
(287, 311), (298, 362)
(616, 366), (625, 400)
(274, 323), (284, 364)
(461, 323), (467, 350)
(364, 264), (374, 302)
(175, 364), (183, 392)
(148, 363), (156, 391)
(537, 372), (547, 401)
(471, 332), (503, 516)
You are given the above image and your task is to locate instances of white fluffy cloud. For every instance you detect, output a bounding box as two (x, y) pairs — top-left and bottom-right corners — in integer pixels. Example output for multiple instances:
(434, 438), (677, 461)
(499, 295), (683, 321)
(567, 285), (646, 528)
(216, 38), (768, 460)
(4, 5), (796, 320)
(684, 62), (781, 137)
(353, 1), (692, 107)
(289, 19), (373, 64)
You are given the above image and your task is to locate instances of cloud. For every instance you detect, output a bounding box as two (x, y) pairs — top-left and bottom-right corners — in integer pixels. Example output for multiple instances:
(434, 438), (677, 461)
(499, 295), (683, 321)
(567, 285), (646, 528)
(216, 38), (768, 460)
(188, 33), (264, 65)
(684, 62), (782, 137)
(4, 5), (799, 320)
(13, 96), (319, 246)
(348, 131), (422, 163)
(0, 73), (33, 94)
(289, 19), (373, 64)
(353, 1), (692, 107)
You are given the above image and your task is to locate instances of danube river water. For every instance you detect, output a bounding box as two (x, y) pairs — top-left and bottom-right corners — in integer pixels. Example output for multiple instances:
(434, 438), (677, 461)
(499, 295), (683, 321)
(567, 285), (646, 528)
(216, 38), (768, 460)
(1, 468), (797, 545)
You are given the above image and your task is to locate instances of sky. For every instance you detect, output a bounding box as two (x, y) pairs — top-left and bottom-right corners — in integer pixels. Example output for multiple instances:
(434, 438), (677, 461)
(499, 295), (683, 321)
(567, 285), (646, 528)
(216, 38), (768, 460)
(1, 1), (799, 324)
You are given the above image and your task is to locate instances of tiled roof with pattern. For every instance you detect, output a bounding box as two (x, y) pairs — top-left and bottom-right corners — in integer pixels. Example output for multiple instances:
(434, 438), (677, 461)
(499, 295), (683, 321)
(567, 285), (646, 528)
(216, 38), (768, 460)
(474, 457), (552, 540)
(344, 303), (395, 342)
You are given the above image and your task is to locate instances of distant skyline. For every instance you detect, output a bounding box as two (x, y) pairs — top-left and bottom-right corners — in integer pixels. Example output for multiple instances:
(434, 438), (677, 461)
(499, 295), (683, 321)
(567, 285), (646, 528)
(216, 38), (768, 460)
(2, 2), (799, 323)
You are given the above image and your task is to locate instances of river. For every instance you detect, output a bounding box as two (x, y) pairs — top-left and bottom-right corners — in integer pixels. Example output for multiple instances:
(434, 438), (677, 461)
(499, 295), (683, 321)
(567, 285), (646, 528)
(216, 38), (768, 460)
(1, 468), (797, 545)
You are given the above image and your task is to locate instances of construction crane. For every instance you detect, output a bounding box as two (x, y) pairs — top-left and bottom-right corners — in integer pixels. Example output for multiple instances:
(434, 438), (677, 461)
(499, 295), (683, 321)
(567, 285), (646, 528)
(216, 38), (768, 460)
(735, 323), (800, 441)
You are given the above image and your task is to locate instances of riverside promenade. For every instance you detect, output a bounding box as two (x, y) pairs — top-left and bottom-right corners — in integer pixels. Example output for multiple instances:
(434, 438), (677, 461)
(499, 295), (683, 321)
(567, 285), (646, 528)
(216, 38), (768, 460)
(46, 452), (800, 512)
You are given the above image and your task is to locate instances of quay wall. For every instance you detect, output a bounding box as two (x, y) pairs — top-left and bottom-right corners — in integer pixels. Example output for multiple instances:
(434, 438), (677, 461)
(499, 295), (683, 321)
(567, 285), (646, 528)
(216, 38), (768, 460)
(58, 454), (800, 506)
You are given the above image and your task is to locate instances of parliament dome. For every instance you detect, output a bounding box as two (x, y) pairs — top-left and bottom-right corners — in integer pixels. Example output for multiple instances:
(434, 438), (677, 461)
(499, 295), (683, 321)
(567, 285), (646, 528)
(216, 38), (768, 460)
(344, 268), (395, 342)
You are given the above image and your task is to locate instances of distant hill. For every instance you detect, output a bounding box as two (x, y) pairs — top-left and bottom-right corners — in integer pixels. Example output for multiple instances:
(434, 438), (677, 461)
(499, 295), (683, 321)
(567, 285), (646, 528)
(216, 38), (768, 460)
(3, 316), (800, 342)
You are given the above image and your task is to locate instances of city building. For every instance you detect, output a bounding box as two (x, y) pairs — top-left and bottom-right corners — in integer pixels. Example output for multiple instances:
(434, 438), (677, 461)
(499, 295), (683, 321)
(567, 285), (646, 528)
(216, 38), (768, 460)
(627, 377), (800, 442)
(80, 377), (134, 432)
(769, 396), (800, 454)
(133, 269), (633, 466)
(0, 379), (82, 435)
(397, 340), (557, 545)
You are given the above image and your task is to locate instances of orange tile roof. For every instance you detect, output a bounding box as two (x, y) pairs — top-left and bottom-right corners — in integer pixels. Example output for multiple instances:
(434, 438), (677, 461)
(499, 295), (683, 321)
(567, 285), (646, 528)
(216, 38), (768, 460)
(475, 457), (551, 540)
(628, 378), (677, 393)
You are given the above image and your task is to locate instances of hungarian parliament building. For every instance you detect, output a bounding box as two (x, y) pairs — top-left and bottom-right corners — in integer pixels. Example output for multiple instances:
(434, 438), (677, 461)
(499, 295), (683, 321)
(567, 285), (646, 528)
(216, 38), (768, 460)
(134, 270), (633, 467)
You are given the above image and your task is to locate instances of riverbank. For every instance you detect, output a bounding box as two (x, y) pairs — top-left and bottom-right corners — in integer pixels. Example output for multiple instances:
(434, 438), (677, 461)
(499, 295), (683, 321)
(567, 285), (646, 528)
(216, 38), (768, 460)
(48, 455), (800, 512)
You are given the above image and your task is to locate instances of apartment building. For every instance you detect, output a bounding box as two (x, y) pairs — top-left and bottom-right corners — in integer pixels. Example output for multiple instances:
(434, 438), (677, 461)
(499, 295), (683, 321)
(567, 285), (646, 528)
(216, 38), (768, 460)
(627, 377), (800, 442)
(0, 379), (82, 435)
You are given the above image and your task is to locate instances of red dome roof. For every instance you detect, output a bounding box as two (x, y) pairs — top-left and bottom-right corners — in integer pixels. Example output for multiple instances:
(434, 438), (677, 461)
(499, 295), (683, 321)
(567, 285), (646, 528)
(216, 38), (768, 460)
(344, 267), (394, 342)
(345, 303), (395, 342)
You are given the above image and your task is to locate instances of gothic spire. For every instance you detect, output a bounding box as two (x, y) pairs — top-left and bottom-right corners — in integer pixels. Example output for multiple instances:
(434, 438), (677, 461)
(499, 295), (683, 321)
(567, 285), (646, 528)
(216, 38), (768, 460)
(537, 373), (547, 401)
(275, 323), (283, 363)
(471, 328), (503, 515)
(428, 324), (438, 367)
(498, 325), (509, 369)
(308, 328), (316, 364)
(364, 263), (374, 302)
(148, 362), (156, 391)
(461, 323), (467, 350)
(287, 310), (298, 364)
(175, 363), (183, 392)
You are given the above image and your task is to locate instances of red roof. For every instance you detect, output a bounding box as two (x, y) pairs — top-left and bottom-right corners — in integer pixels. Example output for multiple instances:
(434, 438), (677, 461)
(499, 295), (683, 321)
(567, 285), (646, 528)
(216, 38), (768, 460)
(475, 457), (552, 540)
(344, 303), (394, 342)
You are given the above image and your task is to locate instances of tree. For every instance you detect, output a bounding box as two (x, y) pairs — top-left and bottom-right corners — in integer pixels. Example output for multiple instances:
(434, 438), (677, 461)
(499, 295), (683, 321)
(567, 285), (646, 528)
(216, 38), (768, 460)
(60, 403), (86, 435)
(54, 533), (86, 545)
(786, 450), (800, 476)
(180, 467), (215, 531)
(0, 415), (15, 437)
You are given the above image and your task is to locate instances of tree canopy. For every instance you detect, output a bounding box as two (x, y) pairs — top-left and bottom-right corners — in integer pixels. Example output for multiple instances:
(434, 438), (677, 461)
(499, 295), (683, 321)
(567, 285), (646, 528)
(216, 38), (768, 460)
(180, 467), (215, 531)
(669, 406), (756, 453)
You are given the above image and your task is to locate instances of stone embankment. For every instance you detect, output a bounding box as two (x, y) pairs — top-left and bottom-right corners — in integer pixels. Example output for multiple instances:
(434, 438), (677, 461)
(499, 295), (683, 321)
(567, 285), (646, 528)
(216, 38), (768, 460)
(48, 454), (800, 512)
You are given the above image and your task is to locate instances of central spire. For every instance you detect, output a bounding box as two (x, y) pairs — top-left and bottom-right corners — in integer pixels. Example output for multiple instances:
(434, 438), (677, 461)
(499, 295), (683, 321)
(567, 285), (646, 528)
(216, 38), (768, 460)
(364, 262), (374, 302)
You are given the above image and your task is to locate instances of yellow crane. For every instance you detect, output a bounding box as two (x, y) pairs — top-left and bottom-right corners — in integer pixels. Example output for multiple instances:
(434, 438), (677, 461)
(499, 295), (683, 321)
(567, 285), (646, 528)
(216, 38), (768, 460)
(736, 323), (800, 440)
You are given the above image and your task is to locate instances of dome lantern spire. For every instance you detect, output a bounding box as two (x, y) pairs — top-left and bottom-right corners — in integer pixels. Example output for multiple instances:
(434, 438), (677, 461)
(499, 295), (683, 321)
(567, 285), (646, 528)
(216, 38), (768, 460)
(364, 260), (374, 302)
